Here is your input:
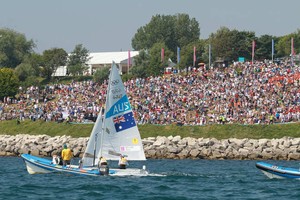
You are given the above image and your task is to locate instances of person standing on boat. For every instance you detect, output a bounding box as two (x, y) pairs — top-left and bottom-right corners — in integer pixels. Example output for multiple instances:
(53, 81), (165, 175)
(61, 144), (72, 167)
(118, 155), (128, 169)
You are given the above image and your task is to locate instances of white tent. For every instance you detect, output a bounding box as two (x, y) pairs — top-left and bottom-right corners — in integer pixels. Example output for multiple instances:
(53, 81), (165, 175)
(53, 51), (139, 76)
(87, 51), (139, 75)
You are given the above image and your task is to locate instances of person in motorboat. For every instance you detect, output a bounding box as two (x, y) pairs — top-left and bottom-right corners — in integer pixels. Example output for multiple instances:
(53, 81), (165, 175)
(61, 144), (72, 167)
(51, 154), (60, 165)
(118, 155), (128, 169)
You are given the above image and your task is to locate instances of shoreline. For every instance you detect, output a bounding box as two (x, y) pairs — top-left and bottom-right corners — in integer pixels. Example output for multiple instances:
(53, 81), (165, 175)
(1, 134), (300, 160)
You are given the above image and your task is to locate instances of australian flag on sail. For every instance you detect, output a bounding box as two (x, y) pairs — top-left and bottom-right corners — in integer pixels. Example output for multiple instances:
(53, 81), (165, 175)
(113, 112), (136, 132)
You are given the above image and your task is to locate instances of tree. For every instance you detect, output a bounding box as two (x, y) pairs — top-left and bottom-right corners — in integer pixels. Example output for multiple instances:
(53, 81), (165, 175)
(132, 13), (200, 56)
(209, 27), (255, 62)
(174, 13), (200, 48)
(148, 42), (173, 76)
(178, 40), (206, 70)
(276, 31), (300, 58)
(93, 66), (110, 84)
(0, 68), (19, 100)
(23, 53), (44, 77)
(0, 28), (35, 68)
(209, 27), (233, 62)
(255, 35), (276, 60)
(42, 48), (68, 80)
(15, 63), (35, 82)
(129, 50), (150, 78)
(67, 44), (90, 76)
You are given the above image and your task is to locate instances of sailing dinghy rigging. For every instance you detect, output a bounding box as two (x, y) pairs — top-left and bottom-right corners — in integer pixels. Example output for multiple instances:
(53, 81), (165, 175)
(22, 62), (148, 176)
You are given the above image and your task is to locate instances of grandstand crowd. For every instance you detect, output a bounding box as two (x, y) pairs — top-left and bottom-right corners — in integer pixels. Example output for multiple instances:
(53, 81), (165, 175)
(0, 59), (300, 125)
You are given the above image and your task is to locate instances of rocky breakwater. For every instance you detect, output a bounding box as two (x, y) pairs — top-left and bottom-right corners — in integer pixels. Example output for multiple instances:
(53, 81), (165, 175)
(1, 134), (300, 160)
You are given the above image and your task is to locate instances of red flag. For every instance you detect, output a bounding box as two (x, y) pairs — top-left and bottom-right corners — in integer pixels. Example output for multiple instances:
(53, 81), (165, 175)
(291, 37), (295, 55)
(128, 50), (131, 66)
(252, 40), (255, 64)
(161, 48), (164, 62)
(193, 46), (196, 66)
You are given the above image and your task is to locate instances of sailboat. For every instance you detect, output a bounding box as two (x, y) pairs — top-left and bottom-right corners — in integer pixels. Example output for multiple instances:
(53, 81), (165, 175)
(22, 62), (148, 176)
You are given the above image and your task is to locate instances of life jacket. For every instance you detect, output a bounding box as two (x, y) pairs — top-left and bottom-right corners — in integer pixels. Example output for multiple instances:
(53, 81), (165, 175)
(120, 157), (127, 165)
(52, 156), (60, 164)
(100, 157), (107, 165)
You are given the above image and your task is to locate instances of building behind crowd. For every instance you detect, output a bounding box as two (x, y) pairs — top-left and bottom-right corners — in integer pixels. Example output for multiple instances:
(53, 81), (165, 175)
(53, 51), (139, 76)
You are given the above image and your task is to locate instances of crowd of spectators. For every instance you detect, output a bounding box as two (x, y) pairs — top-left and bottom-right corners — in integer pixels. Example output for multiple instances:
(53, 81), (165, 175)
(0, 59), (300, 126)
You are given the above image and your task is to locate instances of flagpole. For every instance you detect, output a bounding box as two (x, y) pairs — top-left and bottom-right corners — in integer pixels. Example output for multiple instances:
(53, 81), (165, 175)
(193, 46), (196, 67)
(208, 44), (211, 68)
(252, 40), (255, 64)
(271, 39), (274, 63)
(128, 50), (131, 74)
(291, 37), (294, 65)
(177, 47), (180, 64)
(161, 48), (164, 62)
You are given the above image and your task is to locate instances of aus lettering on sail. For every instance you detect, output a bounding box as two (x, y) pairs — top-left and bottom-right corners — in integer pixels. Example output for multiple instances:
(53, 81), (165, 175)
(106, 95), (132, 119)
(113, 102), (130, 115)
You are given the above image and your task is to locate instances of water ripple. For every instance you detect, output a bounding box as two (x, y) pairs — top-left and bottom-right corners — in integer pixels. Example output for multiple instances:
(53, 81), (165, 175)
(1, 158), (300, 200)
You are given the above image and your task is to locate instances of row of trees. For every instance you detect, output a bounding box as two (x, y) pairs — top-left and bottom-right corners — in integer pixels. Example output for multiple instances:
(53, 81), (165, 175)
(0, 13), (300, 100)
(129, 14), (300, 77)
(0, 29), (90, 82)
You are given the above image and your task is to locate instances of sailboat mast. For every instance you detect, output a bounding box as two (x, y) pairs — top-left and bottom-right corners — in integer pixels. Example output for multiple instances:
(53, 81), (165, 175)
(99, 63), (114, 157)
(93, 134), (97, 166)
(92, 108), (102, 166)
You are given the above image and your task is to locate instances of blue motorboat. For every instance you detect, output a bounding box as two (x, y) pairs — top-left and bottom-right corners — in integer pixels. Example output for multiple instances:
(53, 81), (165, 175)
(21, 63), (148, 177)
(21, 154), (107, 176)
(256, 161), (300, 179)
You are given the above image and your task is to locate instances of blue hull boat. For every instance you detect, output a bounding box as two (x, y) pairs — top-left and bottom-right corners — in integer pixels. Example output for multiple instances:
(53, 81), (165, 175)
(22, 154), (148, 177)
(21, 154), (110, 176)
(256, 161), (300, 179)
(21, 63), (149, 177)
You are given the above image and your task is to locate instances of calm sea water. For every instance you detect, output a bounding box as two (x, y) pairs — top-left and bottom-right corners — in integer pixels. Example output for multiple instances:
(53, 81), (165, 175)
(1, 157), (300, 200)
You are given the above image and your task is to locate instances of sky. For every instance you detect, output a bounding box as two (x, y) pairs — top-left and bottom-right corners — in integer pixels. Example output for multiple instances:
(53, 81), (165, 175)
(0, 0), (299, 54)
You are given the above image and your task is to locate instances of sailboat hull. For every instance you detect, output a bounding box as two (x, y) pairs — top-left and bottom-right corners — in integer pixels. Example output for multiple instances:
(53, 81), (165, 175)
(22, 154), (148, 177)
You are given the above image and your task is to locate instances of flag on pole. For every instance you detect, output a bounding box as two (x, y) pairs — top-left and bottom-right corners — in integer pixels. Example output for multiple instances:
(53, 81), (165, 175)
(161, 48), (164, 62)
(291, 37), (295, 65)
(193, 46), (196, 66)
(128, 50), (131, 66)
(291, 37), (295, 56)
(127, 50), (131, 73)
(252, 40), (255, 64)
(177, 47), (180, 64)
(271, 39), (274, 62)
(208, 44), (211, 67)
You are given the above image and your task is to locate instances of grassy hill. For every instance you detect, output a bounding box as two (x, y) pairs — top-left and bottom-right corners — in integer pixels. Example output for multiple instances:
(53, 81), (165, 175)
(1, 120), (300, 139)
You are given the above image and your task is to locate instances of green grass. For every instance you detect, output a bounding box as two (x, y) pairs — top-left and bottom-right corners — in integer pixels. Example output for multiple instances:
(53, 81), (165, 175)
(1, 120), (300, 139)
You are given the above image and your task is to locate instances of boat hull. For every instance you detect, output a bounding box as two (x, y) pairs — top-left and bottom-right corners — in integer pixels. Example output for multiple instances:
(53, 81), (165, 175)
(256, 161), (300, 179)
(21, 154), (148, 177)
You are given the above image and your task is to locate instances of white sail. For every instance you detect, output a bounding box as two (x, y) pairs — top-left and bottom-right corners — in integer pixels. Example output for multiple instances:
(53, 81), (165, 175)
(22, 62), (148, 177)
(98, 62), (146, 161)
(82, 109), (103, 166)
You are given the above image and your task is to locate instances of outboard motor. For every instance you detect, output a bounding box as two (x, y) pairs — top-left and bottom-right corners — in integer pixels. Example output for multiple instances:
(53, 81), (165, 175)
(99, 164), (109, 176)
(140, 165), (148, 175)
